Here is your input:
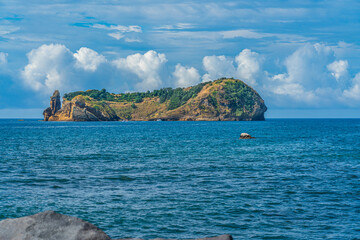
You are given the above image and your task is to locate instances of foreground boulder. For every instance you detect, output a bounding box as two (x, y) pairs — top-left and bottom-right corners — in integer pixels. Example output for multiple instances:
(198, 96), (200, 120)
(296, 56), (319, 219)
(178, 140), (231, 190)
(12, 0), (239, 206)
(0, 211), (233, 240)
(0, 210), (110, 240)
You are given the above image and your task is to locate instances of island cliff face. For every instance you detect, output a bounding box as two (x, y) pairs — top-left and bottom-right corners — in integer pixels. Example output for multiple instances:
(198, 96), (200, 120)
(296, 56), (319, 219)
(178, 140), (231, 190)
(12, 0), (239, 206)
(43, 78), (267, 121)
(43, 91), (119, 121)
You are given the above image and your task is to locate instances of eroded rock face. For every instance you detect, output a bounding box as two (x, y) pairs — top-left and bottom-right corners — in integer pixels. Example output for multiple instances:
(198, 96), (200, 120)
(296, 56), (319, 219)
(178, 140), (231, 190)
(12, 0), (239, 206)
(50, 90), (61, 115)
(43, 90), (61, 121)
(43, 107), (52, 121)
(43, 93), (119, 121)
(0, 211), (233, 240)
(0, 210), (111, 240)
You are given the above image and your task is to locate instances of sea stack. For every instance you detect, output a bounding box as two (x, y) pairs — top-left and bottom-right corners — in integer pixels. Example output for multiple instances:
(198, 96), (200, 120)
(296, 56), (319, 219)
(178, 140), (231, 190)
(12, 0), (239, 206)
(50, 90), (61, 114)
(43, 90), (61, 121)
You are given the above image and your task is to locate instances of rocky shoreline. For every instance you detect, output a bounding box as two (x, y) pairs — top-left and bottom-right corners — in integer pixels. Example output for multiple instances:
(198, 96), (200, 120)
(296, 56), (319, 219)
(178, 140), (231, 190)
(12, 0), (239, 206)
(0, 211), (233, 240)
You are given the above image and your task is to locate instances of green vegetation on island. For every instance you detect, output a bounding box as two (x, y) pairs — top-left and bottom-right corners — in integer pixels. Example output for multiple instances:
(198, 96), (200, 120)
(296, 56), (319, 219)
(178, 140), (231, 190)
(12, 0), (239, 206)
(63, 82), (208, 110)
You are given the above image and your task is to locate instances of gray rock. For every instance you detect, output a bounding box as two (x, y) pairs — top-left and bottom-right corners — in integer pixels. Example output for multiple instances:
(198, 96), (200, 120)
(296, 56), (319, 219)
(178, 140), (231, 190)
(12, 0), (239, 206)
(0, 211), (233, 240)
(72, 106), (99, 121)
(0, 210), (111, 240)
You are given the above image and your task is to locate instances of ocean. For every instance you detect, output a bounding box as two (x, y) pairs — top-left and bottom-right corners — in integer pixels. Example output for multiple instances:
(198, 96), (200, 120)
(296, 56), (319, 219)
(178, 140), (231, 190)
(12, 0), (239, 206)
(0, 119), (359, 239)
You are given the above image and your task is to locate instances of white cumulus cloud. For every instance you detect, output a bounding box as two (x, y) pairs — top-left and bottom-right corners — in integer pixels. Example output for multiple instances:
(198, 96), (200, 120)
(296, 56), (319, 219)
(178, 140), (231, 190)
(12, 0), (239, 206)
(173, 64), (201, 88)
(21, 44), (112, 94)
(327, 60), (348, 81)
(235, 49), (261, 86)
(22, 45), (171, 94)
(284, 43), (334, 88)
(202, 55), (235, 82)
(21, 44), (74, 93)
(113, 50), (167, 91)
(20, 42), (360, 110)
(202, 49), (262, 86)
(268, 43), (338, 104)
(74, 47), (106, 72)
(269, 81), (317, 103)
(343, 73), (360, 101)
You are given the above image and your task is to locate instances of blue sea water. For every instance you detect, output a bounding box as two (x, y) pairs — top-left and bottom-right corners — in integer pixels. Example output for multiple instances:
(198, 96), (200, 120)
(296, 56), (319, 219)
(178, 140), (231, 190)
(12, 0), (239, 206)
(0, 119), (359, 239)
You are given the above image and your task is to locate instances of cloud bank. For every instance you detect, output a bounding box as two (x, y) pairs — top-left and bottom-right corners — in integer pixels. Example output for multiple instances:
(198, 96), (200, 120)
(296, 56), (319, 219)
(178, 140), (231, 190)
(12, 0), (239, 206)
(267, 43), (359, 106)
(20, 42), (360, 108)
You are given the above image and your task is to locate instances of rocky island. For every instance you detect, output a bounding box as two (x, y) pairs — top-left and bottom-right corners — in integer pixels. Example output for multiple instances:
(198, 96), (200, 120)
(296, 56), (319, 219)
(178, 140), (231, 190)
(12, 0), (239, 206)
(43, 78), (267, 121)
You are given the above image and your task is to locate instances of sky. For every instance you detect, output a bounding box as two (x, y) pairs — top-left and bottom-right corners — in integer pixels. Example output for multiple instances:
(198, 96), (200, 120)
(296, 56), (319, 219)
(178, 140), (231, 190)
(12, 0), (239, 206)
(0, 0), (360, 118)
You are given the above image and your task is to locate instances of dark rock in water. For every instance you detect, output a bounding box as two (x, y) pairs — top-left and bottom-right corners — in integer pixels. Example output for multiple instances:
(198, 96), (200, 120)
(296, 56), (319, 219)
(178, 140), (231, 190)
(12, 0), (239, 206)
(0, 211), (233, 240)
(0, 210), (110, 240)
(239, 133), (254, 139)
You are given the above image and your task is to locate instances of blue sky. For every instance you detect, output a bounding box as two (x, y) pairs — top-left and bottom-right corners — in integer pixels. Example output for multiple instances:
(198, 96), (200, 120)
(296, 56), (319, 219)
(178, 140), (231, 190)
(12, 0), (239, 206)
(0, 0), (360, 118)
